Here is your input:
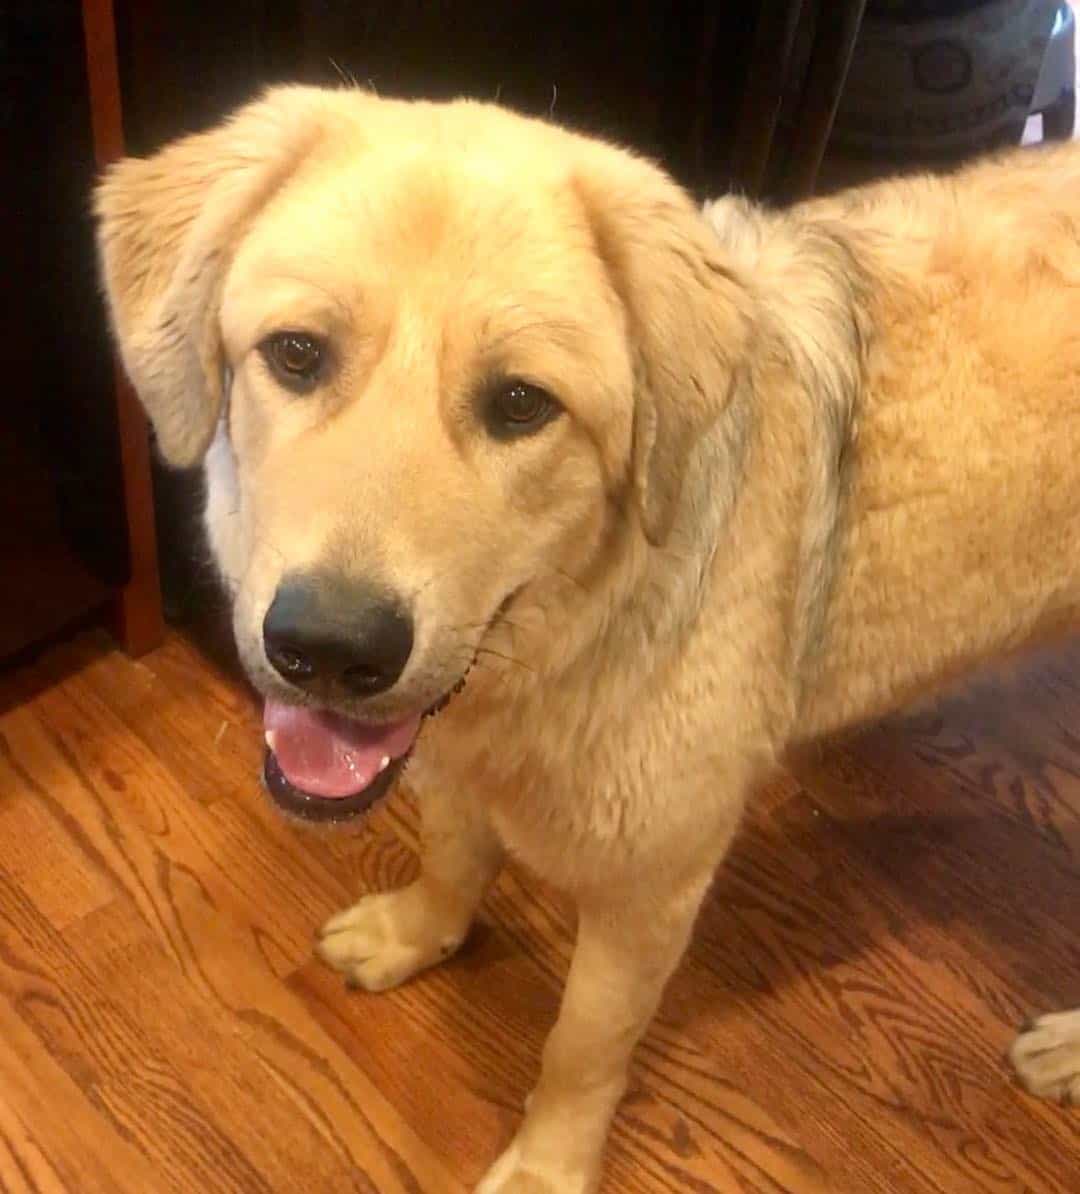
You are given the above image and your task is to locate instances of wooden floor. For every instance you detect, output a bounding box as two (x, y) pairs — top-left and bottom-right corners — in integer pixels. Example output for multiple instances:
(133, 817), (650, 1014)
(1, 630), (1079, 1192)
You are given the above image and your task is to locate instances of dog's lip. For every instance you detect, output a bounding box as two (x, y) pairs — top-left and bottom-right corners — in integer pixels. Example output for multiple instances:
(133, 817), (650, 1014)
(262, 748), (407, 823)
(260, 668), (471, 823)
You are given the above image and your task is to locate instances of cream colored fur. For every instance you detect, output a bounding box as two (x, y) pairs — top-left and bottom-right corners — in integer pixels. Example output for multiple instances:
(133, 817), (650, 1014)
(95, 86), (1080, 1192)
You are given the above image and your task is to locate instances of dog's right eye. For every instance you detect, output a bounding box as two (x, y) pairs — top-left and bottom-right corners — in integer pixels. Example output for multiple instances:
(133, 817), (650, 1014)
(259, 331), (326, 392)
(483, 379), (562, 440)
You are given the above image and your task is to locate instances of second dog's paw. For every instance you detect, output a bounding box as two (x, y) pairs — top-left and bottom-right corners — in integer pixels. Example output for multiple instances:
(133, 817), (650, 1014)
(1009, 1008), (1080, 1104)
(316, 886), (465, 993)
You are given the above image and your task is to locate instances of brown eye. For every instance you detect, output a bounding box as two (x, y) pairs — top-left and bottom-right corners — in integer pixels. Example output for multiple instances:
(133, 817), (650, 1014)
(486, 380), (560, 439)
(260, 331), (325, 391)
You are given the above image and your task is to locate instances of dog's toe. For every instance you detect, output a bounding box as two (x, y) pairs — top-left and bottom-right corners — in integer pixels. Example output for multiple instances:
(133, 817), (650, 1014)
(474, 1141), (597, 1194)
(316, 887), (466, 992)
(1009, 1008), (1080, 1104)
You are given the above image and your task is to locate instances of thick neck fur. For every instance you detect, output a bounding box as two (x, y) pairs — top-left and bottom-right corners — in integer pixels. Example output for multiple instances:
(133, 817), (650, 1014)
(701, 199), (874, 728)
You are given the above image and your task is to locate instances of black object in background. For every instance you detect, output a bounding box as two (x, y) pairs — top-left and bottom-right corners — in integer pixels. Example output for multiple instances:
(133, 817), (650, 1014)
(1, 0), (131, 663)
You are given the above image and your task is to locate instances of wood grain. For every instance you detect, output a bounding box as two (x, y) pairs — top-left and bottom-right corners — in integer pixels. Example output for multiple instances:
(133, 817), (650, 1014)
(80, 0), (165, 658)
(0, 629), (1078, 1191)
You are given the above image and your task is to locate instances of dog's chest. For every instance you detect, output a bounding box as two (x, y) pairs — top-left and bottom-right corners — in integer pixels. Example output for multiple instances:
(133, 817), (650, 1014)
(412, 679), (757, 892)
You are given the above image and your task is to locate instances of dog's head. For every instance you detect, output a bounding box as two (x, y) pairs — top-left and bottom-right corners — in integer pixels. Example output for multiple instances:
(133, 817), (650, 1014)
(95, 86), (751, 819)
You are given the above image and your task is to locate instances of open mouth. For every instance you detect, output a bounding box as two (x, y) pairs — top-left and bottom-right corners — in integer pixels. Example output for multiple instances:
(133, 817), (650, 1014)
(260, 677), (467, 824)
(259, 587), (515, 825)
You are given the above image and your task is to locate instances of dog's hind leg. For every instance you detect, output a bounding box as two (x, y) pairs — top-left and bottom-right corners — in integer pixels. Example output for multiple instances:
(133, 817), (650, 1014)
(316, 782), (503, 991)
(1009, 1008), (1080, 1104)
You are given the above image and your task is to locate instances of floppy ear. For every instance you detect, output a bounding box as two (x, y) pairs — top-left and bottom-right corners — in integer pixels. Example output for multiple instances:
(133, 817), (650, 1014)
(94, 86), (330, 467)
(575, 151), (754, 546)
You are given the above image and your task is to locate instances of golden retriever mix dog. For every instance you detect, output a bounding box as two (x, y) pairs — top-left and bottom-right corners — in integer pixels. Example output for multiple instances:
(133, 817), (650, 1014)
(95, 85), (1080, 1191)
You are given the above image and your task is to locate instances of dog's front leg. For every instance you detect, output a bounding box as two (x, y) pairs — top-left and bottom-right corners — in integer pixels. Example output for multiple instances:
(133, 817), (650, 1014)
(317, 783), (503, 991)
(476, 870), (713, 1194)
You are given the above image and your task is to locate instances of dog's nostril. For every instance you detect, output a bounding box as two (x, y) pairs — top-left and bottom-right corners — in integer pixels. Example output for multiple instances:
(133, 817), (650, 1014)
(341, 664), (388, 695)
(267, 643), (315, 679)
(263, 577), (414, 696)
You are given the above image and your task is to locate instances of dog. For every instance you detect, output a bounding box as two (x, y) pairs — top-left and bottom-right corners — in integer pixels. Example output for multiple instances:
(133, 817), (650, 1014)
(94, 85), (1080, 1192)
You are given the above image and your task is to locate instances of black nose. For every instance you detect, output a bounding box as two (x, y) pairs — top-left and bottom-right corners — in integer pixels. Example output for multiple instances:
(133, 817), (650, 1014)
(262, 577), (414, 697)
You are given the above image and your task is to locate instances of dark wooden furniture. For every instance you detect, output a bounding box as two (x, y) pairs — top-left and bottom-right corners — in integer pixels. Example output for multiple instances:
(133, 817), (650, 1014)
(0, 0), (163, 666)
(82, 0), (164, 657)
(729, 1), (868, 202)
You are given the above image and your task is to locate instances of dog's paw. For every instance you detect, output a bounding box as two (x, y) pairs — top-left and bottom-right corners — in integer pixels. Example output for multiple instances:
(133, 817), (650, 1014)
(1009, 1008), (1080, 1104)
(316, 885), (466, 992)
(475, 1142), (597, 1194)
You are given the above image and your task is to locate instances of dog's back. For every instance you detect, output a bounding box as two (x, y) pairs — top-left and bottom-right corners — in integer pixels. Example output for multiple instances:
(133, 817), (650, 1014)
(792, 143), (1080, 736)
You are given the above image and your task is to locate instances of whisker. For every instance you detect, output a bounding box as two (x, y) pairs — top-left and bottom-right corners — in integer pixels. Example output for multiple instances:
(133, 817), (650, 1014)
(328, 57), (353, 87)
(476, 646), (535, 674)
(444, 615), (527, 637)
(551, 566), (588, 593)
(491, 617), (526, 634)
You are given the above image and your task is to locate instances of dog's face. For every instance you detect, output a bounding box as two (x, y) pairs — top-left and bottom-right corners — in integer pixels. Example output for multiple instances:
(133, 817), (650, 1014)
(217, 141), (633, 717)
(96, 87), (749, 819)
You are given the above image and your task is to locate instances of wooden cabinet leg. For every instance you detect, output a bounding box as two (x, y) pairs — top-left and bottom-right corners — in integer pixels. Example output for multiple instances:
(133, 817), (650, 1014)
(82, 0), (165, 656)
(110, 379), (165, 658)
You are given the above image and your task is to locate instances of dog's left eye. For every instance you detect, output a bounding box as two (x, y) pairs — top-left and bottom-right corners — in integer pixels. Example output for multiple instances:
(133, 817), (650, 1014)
(259, 331), (326, 392)
(485, 380), (561, 439)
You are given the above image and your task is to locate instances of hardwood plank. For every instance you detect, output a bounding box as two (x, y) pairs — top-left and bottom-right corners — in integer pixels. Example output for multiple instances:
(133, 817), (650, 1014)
(0, 629), (1078, 1190)
(0, 999), (163, 1194)
(686, 784), (1079, 1193)
(0, 635), (463, 1193)
(0, 731), (115, 930)
(0, 1088), (69, 1194)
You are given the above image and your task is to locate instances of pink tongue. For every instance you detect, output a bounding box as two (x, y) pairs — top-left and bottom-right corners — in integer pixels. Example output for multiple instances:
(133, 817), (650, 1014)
(263, 700), (421, 798)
